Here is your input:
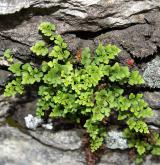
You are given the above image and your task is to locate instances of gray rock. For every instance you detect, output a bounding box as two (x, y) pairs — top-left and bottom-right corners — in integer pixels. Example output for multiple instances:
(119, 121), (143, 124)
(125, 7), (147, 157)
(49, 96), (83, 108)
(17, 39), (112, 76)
(98, 150), (130, 165)
(148, 125), (160, 130)
(0, 70), (10, 88)
(98, 150), (160, 165)
(95, 12), (159, 59)
(0, 1), (159, 60)
(145, 109), (160, 126)
(143, 91), (160, 109)
(143, 57), (160, 88)
(0, 125), (86, 165)
(0, 0), (160, 33)
(0, 0), (30, 15)
(29, 129), (83, 151)
(13, 100), (37, 127)
(105, 129), (128, 150)
(0, 95), (12, 118)
(24, 114), (43, 130)
(0, 1), (160, 41)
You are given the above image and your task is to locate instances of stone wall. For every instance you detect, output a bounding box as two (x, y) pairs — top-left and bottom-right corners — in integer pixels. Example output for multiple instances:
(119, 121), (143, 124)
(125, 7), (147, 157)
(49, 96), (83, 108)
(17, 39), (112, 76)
(0, 1), (160, 165)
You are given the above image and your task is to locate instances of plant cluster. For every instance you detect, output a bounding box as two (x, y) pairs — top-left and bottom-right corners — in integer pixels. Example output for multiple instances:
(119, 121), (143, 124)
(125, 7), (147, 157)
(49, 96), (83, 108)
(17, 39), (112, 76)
(3, 22), (157, 161)
(124, 128), (160, 164)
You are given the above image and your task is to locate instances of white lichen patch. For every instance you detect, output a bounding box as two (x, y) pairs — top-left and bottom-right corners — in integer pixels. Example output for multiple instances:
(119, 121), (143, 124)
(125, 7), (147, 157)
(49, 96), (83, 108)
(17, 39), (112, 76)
(143, 56), (160, 88)
(105, 130), (128, 149)
(24, 114), (43, 130)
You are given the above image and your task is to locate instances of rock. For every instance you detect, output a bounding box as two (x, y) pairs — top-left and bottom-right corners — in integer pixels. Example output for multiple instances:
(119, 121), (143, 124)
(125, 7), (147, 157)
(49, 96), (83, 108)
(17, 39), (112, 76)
(0, 95), (13, 118)
(0, 1), (159, 43)
(0, 1), (159, 61)
(0, 69), (10, 88)
(29, 129), (83, 151)
(12, 100), (37, 127)
(148, 125), (160, 131)
(143, 92), (160, 109)
(0, 101), (11, 118)
(24, 114), (43, 130)
(0, 0), (30, 15)
(98, 150), (130, 165)
(143, 57), (160, 88)
(0, 0), (160, 32)
(105, 129), (128, 150)
(0, 125), (86, 165)
(145, 110), (160, 126)
(95, 11), (160, 59)
(98, 150), (160, 165)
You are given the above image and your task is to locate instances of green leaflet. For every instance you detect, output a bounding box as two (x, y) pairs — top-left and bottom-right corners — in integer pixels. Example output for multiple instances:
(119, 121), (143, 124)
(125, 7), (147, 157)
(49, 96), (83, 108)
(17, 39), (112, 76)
(3, 49), (13, 62)
(30, 41), (48, 56)
(81, 47), (91, 66)
(38, 22), (56, 37)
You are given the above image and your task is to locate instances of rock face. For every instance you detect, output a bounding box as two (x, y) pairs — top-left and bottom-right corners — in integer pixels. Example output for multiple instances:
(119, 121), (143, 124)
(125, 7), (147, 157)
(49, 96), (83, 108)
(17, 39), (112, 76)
(143, 57), (160, 88)
(98, 150), (160, 165)
(145, 110), (160, 126)
(0, 95), (13, 119)
(0, 125), (86, 165)
(1, 0), (159, 32)
(0, 0), (160, 165)
(29, 129), (83, 150)
(143, 92), (160, 109)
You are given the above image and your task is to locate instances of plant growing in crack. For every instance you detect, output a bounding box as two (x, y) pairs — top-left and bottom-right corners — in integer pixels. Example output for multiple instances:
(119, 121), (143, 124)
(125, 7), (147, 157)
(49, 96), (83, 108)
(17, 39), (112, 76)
(3, 22), (159, 164)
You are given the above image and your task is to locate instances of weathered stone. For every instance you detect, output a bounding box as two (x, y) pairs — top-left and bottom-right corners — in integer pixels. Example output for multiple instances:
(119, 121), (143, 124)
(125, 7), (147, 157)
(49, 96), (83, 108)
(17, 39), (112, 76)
(13, 100), (37, 127)
(29, 129), (83, 151)
(98, 150), (160, 165)
(98, 151), (130, 165)
(0, 125), (86, 165)
(143, 92), (160, 109)
(0, 1), (159, 39)
(0, 0), (30, 15)
(0, 0), (160, 32)
(143, 57), (160, 88)
(0, 1), (159, 60)
(0, 95), (13, 118)
(95, 11), (160, 59)
(105, 129), (128, 150)
(145, 110), (160, 126)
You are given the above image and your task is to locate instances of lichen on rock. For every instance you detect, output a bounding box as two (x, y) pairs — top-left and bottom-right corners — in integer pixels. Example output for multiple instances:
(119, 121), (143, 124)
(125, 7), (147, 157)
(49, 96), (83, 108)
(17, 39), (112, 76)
(143, 56), (160, 88)
(105, 129), (128, 150)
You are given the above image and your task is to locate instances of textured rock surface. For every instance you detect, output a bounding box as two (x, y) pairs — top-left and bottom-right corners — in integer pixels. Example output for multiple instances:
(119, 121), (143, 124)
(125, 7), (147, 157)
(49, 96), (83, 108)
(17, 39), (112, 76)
(0, 95), (13, 118)
(144, 92), (160, 109)
(143, 57), (160, 88)
(97, 151), (130, 165)
(145, 110), (160, 126)
(105, 129), (128, 150)
(29, 129), (83, 150)
(98, 151), (160, 165)
(1, 0), (159, 32)
(0, 125), (86, 165)
(0, 0), (159, 59)
(12, 100), (37, 127)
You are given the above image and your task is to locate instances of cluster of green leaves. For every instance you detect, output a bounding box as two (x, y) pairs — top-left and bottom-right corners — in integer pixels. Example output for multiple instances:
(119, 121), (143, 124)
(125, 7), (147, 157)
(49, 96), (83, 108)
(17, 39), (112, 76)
(3, 22), (154, 157)
(124, 128), (160, 164)
(3, 49), (13, 62)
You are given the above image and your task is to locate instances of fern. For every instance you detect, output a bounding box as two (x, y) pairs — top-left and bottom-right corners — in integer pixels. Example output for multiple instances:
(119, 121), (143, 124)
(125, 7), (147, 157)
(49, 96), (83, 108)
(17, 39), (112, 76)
(3, 22), (155, 158)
